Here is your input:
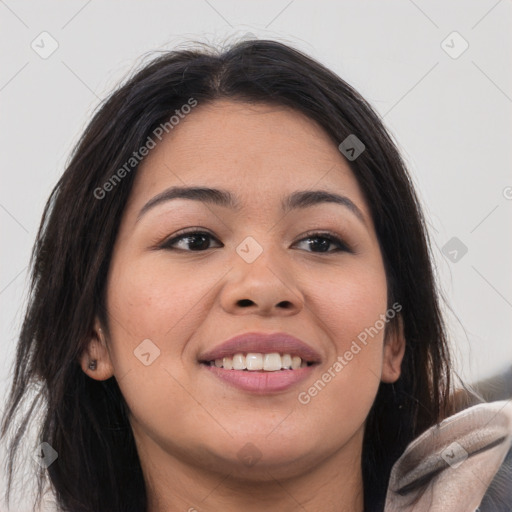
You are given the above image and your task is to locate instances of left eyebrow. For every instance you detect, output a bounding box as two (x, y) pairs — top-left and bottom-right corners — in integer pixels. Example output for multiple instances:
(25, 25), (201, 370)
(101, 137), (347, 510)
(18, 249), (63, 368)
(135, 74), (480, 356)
(137, 186), (367, 227)
(283, 189), (366, 226)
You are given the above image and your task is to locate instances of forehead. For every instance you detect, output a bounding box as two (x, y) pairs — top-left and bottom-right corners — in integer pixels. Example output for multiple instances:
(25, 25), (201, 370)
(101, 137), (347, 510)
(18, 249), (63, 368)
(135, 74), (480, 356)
(126, 100), (372, 222)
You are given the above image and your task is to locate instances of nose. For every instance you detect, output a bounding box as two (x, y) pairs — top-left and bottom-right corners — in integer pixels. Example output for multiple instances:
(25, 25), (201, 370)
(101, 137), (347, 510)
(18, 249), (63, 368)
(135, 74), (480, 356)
(219, 247), (304, 317)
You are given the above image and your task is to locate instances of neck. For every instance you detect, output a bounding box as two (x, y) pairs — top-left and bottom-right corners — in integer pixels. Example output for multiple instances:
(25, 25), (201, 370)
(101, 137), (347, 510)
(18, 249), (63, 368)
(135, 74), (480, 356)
(138, 431), (365, 512)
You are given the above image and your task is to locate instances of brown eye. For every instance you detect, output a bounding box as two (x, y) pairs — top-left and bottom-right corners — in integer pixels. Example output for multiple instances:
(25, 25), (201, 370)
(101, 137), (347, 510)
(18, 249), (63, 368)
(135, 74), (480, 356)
(160, 231), (222, 252)
(294, 232), (352, 253)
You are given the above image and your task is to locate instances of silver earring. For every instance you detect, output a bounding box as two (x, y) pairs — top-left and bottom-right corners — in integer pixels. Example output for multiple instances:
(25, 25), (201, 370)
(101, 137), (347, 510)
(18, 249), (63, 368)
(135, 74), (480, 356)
(88, 360), (97, 371)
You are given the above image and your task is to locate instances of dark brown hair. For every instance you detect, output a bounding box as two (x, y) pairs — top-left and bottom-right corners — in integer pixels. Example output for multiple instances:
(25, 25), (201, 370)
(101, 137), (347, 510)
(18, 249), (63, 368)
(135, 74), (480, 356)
(1, 39), (453, 512)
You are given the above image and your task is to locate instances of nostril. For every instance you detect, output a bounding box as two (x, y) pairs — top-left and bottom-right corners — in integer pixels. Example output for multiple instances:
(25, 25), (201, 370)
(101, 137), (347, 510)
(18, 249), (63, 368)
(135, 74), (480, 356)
(238, 299), (254, 307)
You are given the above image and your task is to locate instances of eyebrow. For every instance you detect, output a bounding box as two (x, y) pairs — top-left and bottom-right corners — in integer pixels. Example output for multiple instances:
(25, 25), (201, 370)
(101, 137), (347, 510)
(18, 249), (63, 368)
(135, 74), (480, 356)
(137, 186), (367, 226)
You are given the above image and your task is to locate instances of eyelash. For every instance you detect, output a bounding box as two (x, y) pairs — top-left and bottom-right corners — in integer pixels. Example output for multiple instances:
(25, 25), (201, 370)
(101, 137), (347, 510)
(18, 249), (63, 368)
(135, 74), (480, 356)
(158, 228), (353, 254)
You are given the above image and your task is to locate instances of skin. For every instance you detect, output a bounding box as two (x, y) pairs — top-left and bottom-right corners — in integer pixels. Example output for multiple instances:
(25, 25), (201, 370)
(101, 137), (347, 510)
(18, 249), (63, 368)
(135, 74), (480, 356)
(80, 100), (405, 512)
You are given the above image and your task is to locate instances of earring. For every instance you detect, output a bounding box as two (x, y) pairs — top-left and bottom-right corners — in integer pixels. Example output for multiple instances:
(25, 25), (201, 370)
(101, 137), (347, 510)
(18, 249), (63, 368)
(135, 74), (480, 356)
(88, 360), (97, 371)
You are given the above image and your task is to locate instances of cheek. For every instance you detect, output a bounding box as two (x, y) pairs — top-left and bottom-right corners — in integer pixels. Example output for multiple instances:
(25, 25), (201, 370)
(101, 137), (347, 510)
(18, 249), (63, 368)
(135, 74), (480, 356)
(307, 256), (388, 352)
(105, 253), (221, 346)
(103, 255), (209, 443)
(103, 254), (225, 409)
(301, 258), (388, 404)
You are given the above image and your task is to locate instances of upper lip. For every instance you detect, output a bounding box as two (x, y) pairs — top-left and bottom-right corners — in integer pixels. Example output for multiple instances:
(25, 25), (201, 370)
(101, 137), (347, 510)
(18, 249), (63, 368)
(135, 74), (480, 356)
(198, 332), (322, 363)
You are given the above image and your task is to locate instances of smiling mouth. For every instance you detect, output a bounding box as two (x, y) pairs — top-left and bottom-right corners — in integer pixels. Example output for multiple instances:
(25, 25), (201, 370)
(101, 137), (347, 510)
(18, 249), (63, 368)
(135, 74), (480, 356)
(200, 352), (316, 371)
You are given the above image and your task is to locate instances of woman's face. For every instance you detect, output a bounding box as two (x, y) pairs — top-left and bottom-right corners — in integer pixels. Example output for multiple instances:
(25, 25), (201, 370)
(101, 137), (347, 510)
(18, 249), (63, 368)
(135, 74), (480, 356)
(84, 100), (404, 481)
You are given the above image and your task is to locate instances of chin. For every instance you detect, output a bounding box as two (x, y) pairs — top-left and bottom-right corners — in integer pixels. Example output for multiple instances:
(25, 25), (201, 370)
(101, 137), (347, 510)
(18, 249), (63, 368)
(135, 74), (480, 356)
(193, 433), (321, 476)
(208, 447), (316, 481)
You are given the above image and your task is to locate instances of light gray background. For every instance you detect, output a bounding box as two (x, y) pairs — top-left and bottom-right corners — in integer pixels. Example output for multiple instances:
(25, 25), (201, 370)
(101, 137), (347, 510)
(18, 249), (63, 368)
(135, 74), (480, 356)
(1, 1), (511, 510)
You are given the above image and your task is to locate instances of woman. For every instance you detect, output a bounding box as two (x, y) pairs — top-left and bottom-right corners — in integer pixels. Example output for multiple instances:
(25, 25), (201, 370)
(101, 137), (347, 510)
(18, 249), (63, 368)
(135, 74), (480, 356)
(1, 39), (511, 512)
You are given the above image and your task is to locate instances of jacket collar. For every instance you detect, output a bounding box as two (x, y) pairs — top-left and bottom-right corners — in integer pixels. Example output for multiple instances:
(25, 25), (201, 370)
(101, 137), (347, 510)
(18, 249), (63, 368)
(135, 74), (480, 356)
(385, 400), (512, 511)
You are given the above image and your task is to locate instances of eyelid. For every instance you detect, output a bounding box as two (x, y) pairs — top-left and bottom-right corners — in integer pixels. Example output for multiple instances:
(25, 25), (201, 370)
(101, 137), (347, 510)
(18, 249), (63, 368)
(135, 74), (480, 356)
(167, 226), (215, 239)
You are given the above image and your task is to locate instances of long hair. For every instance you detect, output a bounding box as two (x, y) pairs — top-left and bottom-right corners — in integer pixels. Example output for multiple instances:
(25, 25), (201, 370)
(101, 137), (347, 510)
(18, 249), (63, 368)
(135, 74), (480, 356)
(1, 39), (453, 512)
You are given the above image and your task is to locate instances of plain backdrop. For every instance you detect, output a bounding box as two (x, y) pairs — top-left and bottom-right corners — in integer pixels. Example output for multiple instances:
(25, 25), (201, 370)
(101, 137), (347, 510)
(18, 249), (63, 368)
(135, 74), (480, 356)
(1, 1), (511, 510)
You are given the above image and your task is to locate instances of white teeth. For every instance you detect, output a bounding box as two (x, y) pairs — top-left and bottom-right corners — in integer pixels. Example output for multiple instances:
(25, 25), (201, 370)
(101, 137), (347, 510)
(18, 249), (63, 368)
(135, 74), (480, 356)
(291, 355), (301, 369)
(208, 353), (310, 371)
(281, 354), (292, 369)
(263, 353), (281, 372)
(246, 353), (263, 371)
(232, 353), (246, 370)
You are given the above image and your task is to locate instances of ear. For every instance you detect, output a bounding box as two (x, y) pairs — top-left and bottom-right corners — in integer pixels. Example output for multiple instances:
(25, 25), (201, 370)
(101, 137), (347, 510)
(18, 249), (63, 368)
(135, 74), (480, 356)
(381, 313), (406, 383)
(79, 317), (115, 381)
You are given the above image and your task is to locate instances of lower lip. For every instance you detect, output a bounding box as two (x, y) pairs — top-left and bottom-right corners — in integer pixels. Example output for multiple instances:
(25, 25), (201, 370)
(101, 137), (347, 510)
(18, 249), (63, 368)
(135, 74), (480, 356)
(201, 364), (315, 394)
